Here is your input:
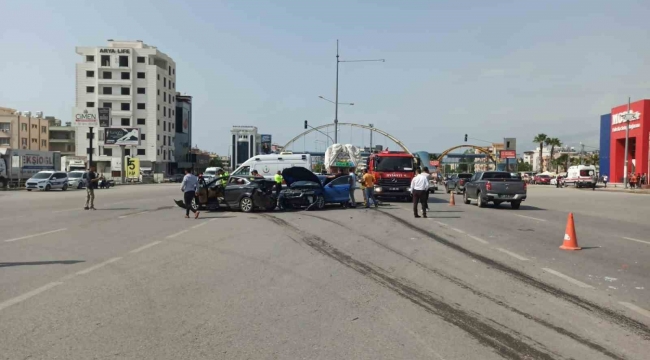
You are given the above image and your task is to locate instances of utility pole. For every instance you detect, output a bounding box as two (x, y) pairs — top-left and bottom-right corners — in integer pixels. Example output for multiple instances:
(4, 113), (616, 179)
(88, 127), (94, 169)
(622, 97), (636, 188)
(369, 123), (374, 151)
(580, 142), (584, 165)
(334, 40), (339, 144)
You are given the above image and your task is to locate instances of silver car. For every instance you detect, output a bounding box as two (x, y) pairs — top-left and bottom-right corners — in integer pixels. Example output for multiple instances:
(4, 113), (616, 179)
(25, 171), (69, 191)
(67, 171), (88, 189)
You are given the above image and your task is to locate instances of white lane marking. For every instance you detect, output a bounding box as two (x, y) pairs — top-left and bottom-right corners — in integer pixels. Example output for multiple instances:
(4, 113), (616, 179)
(619, 302), (650, 319)
(0, 282), (63, 312)
(514, 214), (547, 222)
(496, 248), (529, 261)
(450, 227), (465, 234)
(4, 228), (68, 243)
(542, 268), (594, 289)
(129, 241), (162, 254)
(118, 211), (149, 219)
(53, 208), (80, 213)
(0, 215), (25, 221)
(467, 234), (489, 244)
(434, 221), (448, 227)
(622, 237), (650, 246)
(75, 257), (122, 275)
(166, 229), (189, 239)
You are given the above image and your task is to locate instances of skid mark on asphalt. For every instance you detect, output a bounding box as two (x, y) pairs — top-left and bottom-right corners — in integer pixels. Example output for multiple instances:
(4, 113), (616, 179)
(375, 210), (650, 339)
(3, 228), (68, 243)
(259, 214), (559, 360)
(619, 302), (650, 319)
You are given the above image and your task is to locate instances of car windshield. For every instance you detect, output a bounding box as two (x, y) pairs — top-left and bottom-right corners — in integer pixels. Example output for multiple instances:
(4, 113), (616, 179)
(375, 157), (414, 172)
(31, 173), (52, 179)
(482, 172), (513, 179)
(290, 181), (320, 188)
(68, 173), (83, 178)
(204, 170), (216, 176)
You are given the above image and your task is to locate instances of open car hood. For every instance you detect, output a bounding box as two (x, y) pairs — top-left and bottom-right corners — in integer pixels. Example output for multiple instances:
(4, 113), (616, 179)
(282, 167), (321, 187)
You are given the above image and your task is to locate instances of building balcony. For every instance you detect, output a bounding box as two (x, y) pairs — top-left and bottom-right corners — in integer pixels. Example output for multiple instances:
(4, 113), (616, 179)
(97, 93), (132, 102)
(97, 78), (132, 85)
(49, 138), (75, 144)
(109, 110), (133, 117)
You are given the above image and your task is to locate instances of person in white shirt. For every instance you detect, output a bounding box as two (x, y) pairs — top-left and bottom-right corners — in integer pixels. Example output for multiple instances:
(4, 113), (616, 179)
(411, 169), (430, 218)
(180, 169), (200, 219)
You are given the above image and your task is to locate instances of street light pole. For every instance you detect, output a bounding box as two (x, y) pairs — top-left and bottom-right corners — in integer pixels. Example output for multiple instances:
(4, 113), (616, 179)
(623, 97), (633, 188)
(369, 123), (374, 151)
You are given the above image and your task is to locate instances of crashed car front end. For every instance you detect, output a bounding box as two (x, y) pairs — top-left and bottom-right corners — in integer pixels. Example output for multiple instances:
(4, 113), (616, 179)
(279, 182), (323, 209)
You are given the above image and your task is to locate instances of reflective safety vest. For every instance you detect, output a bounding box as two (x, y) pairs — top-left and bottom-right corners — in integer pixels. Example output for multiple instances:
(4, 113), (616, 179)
(274, 174), (283, 184)
(220, 172), (229, 185)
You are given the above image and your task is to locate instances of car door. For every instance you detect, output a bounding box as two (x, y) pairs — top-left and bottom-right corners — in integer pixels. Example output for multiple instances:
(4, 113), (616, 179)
(224, 177), (249, 206)
(51, 173), (63, 189)
(326, 176), (350, 202)
(465, 173), (479, 195)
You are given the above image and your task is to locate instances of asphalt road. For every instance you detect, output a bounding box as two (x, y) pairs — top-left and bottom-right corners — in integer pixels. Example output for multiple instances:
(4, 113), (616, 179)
(0, 184), (649, 359)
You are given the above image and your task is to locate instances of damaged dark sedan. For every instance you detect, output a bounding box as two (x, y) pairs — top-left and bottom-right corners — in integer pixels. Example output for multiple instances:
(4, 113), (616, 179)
(278, 167), (352, 210)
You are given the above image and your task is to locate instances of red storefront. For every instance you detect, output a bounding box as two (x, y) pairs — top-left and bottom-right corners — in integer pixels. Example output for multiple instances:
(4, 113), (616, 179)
(610, 99), (650, 183)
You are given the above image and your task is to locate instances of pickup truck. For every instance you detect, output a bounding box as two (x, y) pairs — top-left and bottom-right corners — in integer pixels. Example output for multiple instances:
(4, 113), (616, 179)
(445, 173), (473, 194)
(463, 171), (527, 209)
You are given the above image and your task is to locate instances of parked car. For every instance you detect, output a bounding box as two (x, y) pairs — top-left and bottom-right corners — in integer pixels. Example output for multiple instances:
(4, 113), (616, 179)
(67, 171), (87, 189)
(534, 174), (552, 185)
(463, 171), (527, 209)
(166, 173), (184, 183)
(25, 171), (69, 191)
(279, 167), (351, 210)
(445, 173), (473, 194)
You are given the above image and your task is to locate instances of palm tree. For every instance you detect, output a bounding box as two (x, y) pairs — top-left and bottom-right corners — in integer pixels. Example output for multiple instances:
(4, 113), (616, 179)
(556, 154), (570, 172)
(533, 133), (548, 172)
(545, 138), (561, 170)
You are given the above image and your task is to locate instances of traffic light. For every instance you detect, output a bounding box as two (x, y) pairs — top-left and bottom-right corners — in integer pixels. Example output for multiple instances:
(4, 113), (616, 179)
(304, 120), (308, 129)
(464, 134), (468, 142)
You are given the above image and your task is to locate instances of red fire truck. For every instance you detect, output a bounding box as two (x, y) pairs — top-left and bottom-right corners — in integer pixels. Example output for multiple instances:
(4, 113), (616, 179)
(367, 150), (417, 201)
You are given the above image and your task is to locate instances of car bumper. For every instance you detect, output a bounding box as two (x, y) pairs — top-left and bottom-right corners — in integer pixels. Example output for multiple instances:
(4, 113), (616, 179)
(486, 193), (527, 201)
(25, 183), (40, 190)
(374, 186), (411, 198)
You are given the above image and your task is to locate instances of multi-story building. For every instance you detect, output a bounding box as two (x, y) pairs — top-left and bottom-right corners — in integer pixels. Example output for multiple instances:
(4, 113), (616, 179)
(230, 126), (260, 169)
(47, 117), (75, 156)
(174, 93), (192, 172)
(74, 40), (177, 175)
(0, 107), (49, 151)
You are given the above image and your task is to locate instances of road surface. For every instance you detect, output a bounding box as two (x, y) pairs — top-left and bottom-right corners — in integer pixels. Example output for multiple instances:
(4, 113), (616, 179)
(0, 184), (648, 359)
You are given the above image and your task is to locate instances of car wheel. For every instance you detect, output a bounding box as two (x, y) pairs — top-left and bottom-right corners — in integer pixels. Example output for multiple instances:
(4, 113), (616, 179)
(0, 179), (7, 189)
(77, 183), (82, 189)
(477, 191), (486, 208)
(446, 188), (450, 194)
(62, 184), (68, 191)
(45, 184), (51, 191)
(463, 191), (471, 204)
(240, 196), (254, 213)
(511, 201), (521, 209)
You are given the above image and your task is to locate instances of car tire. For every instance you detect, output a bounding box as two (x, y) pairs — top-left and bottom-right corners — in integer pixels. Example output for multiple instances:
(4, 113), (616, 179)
(446, 188), (450, 194)
(511, 201), (521, 209)
(477, 191), (485, 208)
(239, 196), (254, 213)
(62, 184), (68, 191)
(77, 183), (82, 189)
(45, 184), (51, 191)
(0, 179), (7, 189)
(463, 192), (471, 204)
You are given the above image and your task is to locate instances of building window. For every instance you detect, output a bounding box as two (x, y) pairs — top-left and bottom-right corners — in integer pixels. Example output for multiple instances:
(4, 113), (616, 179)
(163, 92), (166, 101)
(157, 119), (160, 126)
(163, 122), (166, 131)
(103, 87), (112, 95)
(121, 118), (130, 126)
(163, 150), (166, 160)
(104, 148), (112, 156)
(173, 68), (175, 75)
(164, 136), (166, 145)
(168, 65), (171, 75)
(121, 103), (130, 111)
(137, 87), (145, 94)
(163, 107), (166, 116)
(32, 138), (37, 143)
(121, 72), (130, 80)
(137, 103), (146, 110)
(157, 74), (160, 80)
(0, 138), (9, 146)
(103, 102), (112, 109)
(101, 55), (110, 66)
(21, 123), (27, 131)
(137, 72), (145, 79)
(86, 55), (94, 62)
(86, 70), (95, 77)
(137, 118), (145, 125)
(86, 86), (94, 93)
(172, 123), (174, 130)
(41, 139), (47, 147)
(157, 104), (160, 111)
(21, 138), (27, 147)
(163, 78), (166, 86)
(41, 126), (46, 134)
(157, 89), (160, 96)
(140, 133), (146, 141)
(172, 82), (175, 89)
(119, 56), (128, 67)
(121, 87), (130, 95)
(157, 149), (160, 155)
(32, 124), (37, 129)
(172, 110), (174, 116)
(125, 149), (131, 156)
(137, 56), (145, 63)
(137, 149), (145, 155)
(157, 134), (160, 140)
(0, 123), (10, 132)
(103, 71), (112, 79)
(86, 102), (95, 108)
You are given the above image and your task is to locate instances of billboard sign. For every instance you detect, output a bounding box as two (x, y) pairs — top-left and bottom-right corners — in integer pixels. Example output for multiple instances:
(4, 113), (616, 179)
(125, 157), (140, 179)
(499, 150), (516, 159)
(429, 160), (440, 167)
(72, 108), (99, 127)
(98, 108), (111, 127)
(261, 134), (272, 154)
(504, 137), (516, 151)
(104, 128), (140, 146)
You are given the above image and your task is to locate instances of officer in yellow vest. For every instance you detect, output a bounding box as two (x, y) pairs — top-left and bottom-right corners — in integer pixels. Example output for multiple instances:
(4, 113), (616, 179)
(274, 170), (283, 197)
(217, 169), (229, 186)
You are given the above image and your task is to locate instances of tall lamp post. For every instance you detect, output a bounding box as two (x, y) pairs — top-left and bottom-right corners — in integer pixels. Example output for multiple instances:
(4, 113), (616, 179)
(622, 97), (637, 188)
(330, 40), (384, 144)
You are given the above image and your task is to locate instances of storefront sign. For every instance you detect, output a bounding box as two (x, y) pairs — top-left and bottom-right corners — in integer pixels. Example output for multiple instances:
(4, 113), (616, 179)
(72, 108), (98, 127)
(261, 134), (272, 154)
(105, 128), (140, 146)
(612, 110), (640, 125)
(99, 48), (130, 54)
(499, 150), (516, 159)
(612, 123), (641, 133)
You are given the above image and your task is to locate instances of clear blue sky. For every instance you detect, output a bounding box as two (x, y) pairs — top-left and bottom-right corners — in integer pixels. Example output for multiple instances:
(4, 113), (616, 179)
(1, 0), (649, 155)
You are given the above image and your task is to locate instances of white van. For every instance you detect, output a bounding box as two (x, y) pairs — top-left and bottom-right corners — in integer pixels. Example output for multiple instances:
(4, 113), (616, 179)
(231, 154), (312, 179)
(203, 167), (222, 182)
(564, 165), (596, 188)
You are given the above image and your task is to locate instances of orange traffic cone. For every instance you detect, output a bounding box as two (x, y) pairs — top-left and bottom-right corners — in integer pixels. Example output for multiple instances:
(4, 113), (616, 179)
(560, 213), (581, 250)
(449, 192), (456, 206)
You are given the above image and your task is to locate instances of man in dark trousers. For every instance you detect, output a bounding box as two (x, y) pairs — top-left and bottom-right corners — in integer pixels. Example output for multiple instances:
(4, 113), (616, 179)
(410, 169), (430, 218)
(181, 168), (200, 219)
(84, 165), (100, 210)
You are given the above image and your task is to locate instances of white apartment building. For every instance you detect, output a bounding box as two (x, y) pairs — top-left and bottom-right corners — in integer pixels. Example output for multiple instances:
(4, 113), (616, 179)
(74, 40), (178, 175)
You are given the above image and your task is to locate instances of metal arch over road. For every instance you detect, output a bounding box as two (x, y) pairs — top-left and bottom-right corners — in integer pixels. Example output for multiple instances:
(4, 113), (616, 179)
(282, 123), (412, 154)
(437, 144), (496, 163)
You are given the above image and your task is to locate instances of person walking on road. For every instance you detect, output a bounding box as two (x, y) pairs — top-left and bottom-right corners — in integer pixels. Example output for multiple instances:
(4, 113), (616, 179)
(603, 174), (608, 188)
(181, 169), (200, 219)
(411, 169), (430, 218)
(274, 171), (283, 197)
(362, 169), (378, 208)
(348, 170), (357, 208)
(591, 174), (597, 191)
(84, 166), (100, 210)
